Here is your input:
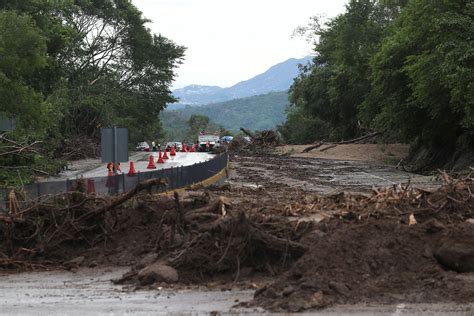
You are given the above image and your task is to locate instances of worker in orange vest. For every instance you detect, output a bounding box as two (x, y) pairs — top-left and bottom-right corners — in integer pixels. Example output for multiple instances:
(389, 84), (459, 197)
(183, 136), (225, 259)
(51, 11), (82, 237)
(107, 162), (114, 176)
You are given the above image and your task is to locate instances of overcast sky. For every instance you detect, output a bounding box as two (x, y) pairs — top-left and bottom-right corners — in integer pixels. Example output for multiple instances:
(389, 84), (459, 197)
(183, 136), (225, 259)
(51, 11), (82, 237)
(132, 0), (348, 89)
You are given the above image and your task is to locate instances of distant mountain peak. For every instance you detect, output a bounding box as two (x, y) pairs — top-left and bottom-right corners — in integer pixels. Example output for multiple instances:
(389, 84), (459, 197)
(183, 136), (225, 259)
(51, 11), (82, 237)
(171, 56), (312, 107)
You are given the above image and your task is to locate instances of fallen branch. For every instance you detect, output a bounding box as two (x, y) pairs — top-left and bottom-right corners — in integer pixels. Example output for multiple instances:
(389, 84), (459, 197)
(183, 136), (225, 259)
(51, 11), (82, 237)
(320, 144), (338, 152)
(82, 178), (168, 218)
(240, 127), (255, 139)
(301, 132), (383, 153)
(301, 141), (325, 153)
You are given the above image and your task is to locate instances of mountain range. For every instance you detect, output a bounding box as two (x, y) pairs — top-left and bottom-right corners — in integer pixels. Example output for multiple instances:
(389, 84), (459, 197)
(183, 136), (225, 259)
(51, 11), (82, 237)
(171, 91), (289, 133)
(170, 56), (312, 108)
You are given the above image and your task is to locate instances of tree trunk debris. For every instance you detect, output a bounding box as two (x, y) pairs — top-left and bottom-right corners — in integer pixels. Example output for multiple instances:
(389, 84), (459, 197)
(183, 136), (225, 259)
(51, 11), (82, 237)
(301, 131), (382, 153)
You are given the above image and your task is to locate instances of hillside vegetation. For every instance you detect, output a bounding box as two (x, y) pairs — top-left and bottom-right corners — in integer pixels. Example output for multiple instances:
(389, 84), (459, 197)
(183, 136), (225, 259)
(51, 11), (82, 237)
(160, 112), (227, 142)
(280, 0), (473, 171)
(0, 1), (184, 185)
(170, 91), (289, 132)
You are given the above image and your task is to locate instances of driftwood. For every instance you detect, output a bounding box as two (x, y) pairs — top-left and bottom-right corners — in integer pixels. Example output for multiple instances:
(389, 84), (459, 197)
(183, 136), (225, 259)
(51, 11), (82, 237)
(0, 177), (169, 264)
(301, 131), (382, 153)
(301, 141), (325, 153)
(239, 128), (279, 148)
(96, 178), (167, 214)
(320, 144), (338, 152)
(240, 127), (255, 139)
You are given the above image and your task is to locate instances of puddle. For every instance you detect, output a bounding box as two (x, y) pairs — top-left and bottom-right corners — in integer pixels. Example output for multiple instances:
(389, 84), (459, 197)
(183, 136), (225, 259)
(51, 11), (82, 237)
(0, 267), (257, 315)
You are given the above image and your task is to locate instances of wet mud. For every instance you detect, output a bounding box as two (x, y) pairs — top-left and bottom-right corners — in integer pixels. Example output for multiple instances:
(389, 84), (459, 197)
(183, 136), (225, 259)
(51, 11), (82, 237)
(1, 153), (473, 314)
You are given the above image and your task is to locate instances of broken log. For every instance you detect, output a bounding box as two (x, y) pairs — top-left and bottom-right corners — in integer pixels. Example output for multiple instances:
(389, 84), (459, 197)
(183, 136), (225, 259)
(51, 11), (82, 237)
(302, 131), (383, 153)
(240, 127), (255, 139)
(79, 178), (168, 221)
(302, 141), (325, 153)
(320, 144), (338, 152)
(334, 131), (382, 145)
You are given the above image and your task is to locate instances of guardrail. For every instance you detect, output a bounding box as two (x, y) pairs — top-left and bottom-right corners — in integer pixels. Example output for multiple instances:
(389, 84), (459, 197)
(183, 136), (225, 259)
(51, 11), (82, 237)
(0, 152), (229, 212)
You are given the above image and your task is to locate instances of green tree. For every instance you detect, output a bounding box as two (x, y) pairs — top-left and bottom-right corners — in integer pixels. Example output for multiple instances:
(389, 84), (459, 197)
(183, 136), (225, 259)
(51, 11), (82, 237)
(0, 1), (185, 184)
(282, 0), (402, 143)
(0, 11), (48, 131)
(186, 114), (210, 140)
(361, 0), (474, 153)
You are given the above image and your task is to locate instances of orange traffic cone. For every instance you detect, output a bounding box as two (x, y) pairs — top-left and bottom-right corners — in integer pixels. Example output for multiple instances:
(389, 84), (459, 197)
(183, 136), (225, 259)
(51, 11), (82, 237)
(170, 145), (176, 156)
(147, 155), (156, 169)
(190, 145), (195, 152)
(163, 147), (169, 159)
(87, 179), (96, 193)
(127, 161), (136, 176)
(181, 143), (187, 152)
(157, 150), (164, 164)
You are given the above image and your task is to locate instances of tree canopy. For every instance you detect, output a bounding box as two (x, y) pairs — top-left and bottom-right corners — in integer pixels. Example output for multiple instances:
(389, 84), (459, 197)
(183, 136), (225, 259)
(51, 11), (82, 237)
(280, 0), (473, 169)
(0, 0), (185, 185)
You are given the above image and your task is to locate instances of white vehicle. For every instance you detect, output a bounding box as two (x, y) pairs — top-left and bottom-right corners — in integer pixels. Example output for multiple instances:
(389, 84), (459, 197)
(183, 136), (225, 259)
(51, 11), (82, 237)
(165, 142), (182, 151)
(198, 134), (220, 152)
(136, 141), (150, 151)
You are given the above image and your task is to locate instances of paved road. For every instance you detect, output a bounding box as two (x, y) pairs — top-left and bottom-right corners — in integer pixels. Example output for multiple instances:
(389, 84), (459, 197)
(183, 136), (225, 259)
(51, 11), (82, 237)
(1, 268), (472, 315)
(42, 151), (214, 181)
(0, 268), (256, 315)
(82, 151), (214, 178)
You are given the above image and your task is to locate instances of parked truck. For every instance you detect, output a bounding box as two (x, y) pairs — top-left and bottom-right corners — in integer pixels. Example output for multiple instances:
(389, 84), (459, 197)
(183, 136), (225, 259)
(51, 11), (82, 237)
(198, 134), (220, 152)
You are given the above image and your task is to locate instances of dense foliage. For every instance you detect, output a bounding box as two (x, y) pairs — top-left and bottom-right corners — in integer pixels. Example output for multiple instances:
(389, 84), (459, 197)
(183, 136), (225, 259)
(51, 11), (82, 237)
(160, 112), (232, 143)
(175, 91), (289, 133)
(280, 0), (473, 168)
(0, 0), (184, 185)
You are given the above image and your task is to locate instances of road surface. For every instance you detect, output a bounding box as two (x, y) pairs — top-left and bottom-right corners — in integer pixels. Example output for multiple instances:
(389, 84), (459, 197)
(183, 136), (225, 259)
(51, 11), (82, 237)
(41, 151), (214, 181)
(1, 268), (472, 315)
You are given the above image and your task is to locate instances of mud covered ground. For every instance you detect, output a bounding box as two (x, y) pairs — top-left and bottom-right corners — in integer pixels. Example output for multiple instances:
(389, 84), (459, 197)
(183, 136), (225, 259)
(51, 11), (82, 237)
(1, 151), (473, 314)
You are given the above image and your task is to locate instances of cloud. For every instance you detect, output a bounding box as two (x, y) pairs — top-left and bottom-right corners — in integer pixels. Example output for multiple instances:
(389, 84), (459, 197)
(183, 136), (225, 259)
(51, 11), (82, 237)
(133, 0), (347, 89)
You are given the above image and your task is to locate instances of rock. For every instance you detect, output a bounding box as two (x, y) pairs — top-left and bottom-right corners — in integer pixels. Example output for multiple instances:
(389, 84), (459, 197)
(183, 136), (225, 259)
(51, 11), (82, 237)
(88, 260), (98, 268)
(300, 280), (321, 290)
(311, 229), (326, 238)
(466, 219), (474, 225)
(434, 241), (474, 272)
(65, 256), (85, 268)
(424, 219), (445, 234)
(422, 248), (433, 259)
(282, 285), (295, 296)
(307, 290), (326, 309)
(262, 287), (280, 299)
(328, 281), (349, 296)
(287, 298), (306, 313)
(137, 253), (159, 269)
(138, 263), (178, 285)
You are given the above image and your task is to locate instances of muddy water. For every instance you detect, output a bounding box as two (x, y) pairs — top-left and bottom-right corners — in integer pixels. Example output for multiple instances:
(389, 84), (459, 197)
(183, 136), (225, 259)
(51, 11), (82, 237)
(230, 156), (440, 194)
(0, 267), (257, 315)
(1, 268), (472, 315)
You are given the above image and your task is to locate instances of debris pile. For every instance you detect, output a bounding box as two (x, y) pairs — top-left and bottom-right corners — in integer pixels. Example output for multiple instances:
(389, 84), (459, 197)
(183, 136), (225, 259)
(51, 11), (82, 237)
(60, 135), (100, 160)
(0, 178), (167, 269)
(228, 128), (280, 154)
(0, 179), (310, 280)
(1, 150), (473, 312)
(115, 191), (310, 285)
(252, 171), (474, 312)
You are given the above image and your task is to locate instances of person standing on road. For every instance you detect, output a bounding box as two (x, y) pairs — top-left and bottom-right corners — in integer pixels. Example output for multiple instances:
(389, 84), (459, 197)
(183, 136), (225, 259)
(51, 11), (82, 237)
(152, 141), (157, 152)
